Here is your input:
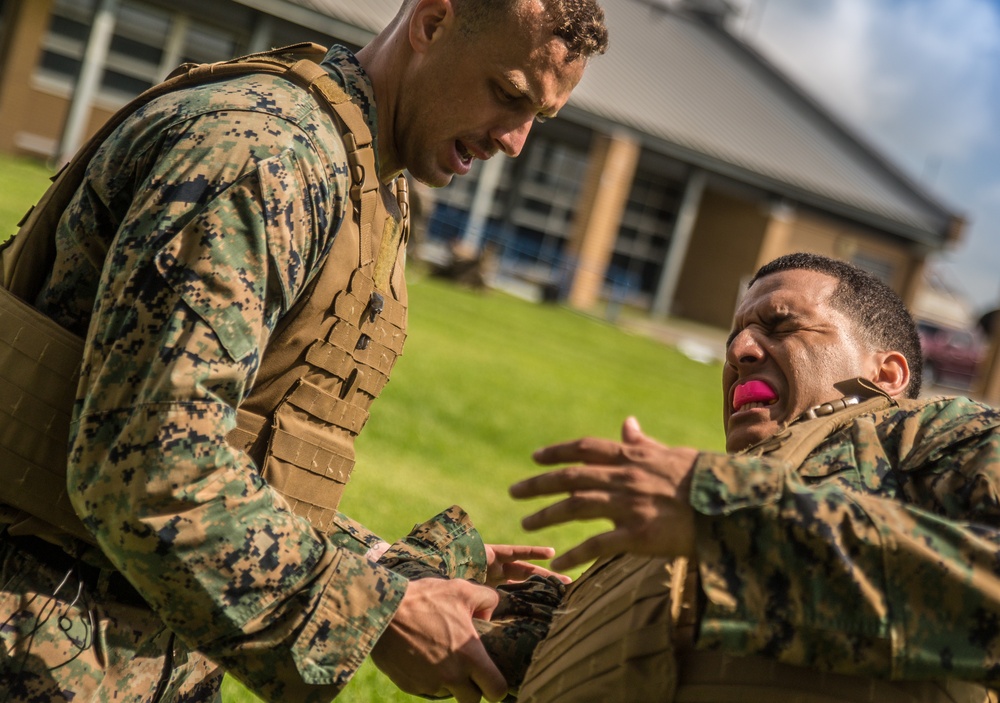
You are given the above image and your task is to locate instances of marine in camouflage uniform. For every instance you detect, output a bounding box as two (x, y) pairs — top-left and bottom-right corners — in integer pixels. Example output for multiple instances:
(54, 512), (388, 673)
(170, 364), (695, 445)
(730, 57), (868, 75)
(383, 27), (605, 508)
(688, 392), (1000, 697)
(0, 0), (609, 698)
(510, 254), (1000, 702)
(0, 45), (407, 703)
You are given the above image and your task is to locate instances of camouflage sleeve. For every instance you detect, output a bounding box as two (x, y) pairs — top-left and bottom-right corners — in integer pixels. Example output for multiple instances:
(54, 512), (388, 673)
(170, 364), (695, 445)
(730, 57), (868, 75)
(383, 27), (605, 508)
(65, 93), (406, 701)
(377, 505), (489, 583)
(689, 400), (1000, 683)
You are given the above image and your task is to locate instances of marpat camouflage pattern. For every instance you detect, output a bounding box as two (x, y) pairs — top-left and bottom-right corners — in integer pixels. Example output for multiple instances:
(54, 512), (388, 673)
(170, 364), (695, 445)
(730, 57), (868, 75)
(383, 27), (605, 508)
(0, 46), (408, 702)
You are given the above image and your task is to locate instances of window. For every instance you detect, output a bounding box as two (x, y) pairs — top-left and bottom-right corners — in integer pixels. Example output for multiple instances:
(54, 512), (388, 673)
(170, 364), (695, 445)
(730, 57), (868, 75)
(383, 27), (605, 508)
(37, 0), (243, 105)
(503, 139), (588, 270)
(606, 171), (684, 302)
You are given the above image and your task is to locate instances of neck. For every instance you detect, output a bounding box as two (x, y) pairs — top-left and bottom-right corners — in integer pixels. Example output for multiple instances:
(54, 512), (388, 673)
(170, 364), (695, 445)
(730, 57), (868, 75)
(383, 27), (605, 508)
(356, 32), (405, 183)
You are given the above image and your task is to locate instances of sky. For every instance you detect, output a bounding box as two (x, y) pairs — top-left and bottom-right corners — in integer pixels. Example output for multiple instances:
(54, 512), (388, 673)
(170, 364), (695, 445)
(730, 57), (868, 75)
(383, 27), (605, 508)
(729, 0), (1000, 315)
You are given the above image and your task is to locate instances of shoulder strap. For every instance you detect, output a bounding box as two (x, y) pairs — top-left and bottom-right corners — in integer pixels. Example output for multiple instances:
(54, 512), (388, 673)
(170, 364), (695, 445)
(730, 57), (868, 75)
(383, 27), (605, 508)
(748, 394), (893, 467)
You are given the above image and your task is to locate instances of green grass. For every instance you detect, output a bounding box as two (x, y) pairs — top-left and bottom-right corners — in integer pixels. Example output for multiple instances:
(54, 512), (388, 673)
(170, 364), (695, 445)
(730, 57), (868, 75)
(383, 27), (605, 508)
(0, 153), (52, 242)
(0, 151), (726, 702)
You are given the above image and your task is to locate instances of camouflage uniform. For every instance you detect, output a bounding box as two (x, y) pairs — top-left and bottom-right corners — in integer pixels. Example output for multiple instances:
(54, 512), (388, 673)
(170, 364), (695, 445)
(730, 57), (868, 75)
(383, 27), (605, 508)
(0, 46), (410, 702)
(519, 393), (1000, 701)
(691, 394), (1000, 681)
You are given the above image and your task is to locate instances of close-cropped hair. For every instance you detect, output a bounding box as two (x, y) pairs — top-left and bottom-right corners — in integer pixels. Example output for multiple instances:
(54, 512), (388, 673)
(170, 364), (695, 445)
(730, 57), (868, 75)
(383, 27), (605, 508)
(456, 0), (609, 60)
(751, 252), (924, 399)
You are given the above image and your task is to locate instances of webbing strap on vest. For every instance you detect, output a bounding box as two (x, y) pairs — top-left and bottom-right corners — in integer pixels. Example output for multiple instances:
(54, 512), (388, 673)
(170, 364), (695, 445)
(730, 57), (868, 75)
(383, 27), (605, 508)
(0, 43), (384, 544)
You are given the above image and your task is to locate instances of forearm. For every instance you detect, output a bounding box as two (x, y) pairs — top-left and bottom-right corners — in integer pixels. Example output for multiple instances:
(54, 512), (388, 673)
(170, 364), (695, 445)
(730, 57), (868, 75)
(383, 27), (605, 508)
(691, 450), (1000, 682)
(71, 393), (407, 699)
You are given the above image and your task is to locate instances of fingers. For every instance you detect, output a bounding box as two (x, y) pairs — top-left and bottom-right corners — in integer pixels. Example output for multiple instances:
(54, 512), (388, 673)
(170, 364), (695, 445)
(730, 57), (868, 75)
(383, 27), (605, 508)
(509, 465), (624, 501)
(532, 417), (649, 466)
(484, 544), (570, 586)
(460, 580), (501, 621)
(373, 579), (507, 702)
(549, 529), (632, 571)
(464, 640), (509, 702)
(486, 544), (556, 562)
(519, 489), (618, 531)
(492, 559), (571, 585)
(621, 415), (644, 443)
(433, 637), (507, 703)
(423, 639), (508, 703)
(450, 584), (507, 701)
(532, 434), (627, 466)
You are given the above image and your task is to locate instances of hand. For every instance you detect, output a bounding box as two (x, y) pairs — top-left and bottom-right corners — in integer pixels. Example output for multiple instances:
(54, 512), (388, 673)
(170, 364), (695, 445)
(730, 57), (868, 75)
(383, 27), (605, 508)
(484, 544), (572, 587)
(372, 578), (508, 703)
(509, 416), (699, 571)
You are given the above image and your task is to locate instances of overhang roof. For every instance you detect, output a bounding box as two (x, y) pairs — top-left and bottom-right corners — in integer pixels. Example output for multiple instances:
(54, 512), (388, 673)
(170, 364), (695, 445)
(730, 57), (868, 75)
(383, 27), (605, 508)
(236, 0), (959, 246)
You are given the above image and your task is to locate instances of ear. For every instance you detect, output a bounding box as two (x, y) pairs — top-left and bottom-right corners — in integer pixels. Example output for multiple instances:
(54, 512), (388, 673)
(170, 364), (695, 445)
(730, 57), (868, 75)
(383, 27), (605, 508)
(869, 350), (910, 398)
(408, 0), (455, 54)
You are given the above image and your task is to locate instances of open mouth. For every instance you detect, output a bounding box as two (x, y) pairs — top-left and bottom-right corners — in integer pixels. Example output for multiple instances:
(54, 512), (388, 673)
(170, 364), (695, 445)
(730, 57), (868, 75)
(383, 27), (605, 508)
(456, 141), (473, 166)
(732, 379), (778, 413)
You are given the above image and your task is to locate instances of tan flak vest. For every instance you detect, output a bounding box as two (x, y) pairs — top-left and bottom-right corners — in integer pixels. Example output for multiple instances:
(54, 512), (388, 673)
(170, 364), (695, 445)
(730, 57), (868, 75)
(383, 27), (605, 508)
(519, 385), (996, 703)
(0, 44), (408, 544)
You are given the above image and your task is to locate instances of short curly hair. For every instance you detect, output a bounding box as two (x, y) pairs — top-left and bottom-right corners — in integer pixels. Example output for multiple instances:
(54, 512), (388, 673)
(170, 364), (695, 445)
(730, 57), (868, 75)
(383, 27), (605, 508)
(750, 252), (923, 398)
(457, 0), (609, 61)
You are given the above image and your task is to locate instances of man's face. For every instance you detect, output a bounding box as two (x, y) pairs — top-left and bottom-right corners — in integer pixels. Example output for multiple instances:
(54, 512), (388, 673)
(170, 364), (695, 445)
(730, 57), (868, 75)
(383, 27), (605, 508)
(723, 268), (882, 452)
(394, 0), (586, 187)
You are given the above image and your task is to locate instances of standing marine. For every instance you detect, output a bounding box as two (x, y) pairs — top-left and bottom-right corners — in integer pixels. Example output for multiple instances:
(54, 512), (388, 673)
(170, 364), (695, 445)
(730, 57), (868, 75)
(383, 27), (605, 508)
(0, 1), (608, 701)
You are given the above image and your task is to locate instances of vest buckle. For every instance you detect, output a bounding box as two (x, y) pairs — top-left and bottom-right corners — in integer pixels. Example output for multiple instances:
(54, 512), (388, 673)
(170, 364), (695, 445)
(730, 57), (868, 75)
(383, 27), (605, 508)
(367, 291), (385, 322)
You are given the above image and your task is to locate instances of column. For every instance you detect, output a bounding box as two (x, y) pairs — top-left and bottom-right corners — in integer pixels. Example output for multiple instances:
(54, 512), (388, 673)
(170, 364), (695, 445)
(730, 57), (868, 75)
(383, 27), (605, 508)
(158, 13), (190, 81)
(247, 14), (274, 54)
(978, 325), (1000, 406)
(565, 130), (640, 311)
(0, 0), (55, 153)
(650, 168), (706, 318)
(753, 200), (795, 271)
(898, 250), (928, 311)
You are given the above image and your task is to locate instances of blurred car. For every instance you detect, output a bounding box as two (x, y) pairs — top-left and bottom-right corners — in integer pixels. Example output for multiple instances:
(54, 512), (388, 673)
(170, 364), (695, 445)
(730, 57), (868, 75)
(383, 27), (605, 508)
(917, 322), (987, 390)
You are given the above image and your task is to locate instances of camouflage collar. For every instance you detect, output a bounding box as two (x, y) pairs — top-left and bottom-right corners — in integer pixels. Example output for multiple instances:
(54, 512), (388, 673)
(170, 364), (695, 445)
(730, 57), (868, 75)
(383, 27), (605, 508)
(320, 45), (380, 169)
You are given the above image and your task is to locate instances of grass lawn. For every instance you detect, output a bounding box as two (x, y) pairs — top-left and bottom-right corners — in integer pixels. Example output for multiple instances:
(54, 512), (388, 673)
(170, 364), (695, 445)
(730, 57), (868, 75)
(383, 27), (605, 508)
(0, 153), (52, 242)
(0, 152), (727, 702)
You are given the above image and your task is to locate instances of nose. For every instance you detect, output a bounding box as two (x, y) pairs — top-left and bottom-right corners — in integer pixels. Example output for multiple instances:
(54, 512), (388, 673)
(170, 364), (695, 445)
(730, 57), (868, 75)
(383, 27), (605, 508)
(491, 116), (533, 157)
(726, 328), (765, 367)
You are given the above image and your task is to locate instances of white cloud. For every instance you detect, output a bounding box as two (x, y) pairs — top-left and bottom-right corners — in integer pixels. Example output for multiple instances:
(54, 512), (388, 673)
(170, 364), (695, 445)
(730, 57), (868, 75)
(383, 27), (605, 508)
(733, 0), (1000, 310)
(741, 0), (1000, 167)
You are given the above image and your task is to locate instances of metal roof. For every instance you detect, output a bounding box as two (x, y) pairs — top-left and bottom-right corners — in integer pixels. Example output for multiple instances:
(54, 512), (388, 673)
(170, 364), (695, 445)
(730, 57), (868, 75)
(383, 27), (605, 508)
(237, 0), (958, 245)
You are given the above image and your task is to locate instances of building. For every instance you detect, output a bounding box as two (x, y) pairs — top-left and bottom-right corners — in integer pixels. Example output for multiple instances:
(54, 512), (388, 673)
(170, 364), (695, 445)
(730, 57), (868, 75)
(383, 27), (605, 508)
(0, 0), (964, 330)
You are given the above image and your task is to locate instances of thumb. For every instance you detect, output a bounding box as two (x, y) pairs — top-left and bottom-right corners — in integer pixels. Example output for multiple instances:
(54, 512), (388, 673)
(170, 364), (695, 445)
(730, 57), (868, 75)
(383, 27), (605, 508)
(621, 415), (644, 444)
(462, 581), (500, 620)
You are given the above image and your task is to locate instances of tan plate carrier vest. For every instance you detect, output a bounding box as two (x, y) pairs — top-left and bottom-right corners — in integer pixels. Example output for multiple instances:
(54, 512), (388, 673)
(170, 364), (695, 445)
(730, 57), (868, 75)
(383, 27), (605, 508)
(0, 43), (409, 544)
(519, 390), (995, 703)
